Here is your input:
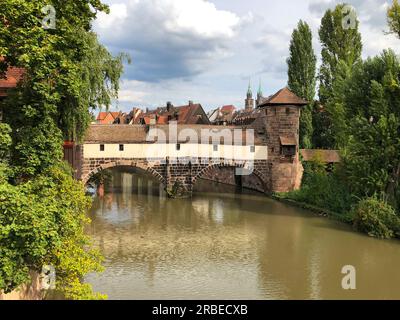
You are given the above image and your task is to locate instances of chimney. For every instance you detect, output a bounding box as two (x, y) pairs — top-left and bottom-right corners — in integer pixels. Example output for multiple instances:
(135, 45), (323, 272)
(188, 100), (193, 106)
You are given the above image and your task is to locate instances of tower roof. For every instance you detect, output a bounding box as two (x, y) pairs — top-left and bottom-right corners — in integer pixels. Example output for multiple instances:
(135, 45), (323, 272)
(257, 80), (263, 96)
(247, 81), (252, 96)
(258, 87), (308, 107)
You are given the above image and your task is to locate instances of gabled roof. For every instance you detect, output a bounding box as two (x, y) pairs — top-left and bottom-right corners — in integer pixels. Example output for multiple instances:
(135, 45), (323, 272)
(259, 87), (308, 107)
(97, 112), (108, 121)
(221, 105), (236, 113)
(143, 103), (210, 125)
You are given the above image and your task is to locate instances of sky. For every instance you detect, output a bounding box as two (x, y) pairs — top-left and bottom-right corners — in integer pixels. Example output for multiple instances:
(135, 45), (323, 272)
(93, 0), (400, 112)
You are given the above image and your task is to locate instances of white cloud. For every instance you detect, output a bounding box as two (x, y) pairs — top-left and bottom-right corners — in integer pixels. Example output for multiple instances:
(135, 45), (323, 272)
(94, 0), (248, 81)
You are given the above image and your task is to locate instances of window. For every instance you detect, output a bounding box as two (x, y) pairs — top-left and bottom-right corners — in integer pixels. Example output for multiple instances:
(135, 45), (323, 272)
(271, 147), (274, 153)
(281, 145), (296, 156)
(213, 145), (218, 152)
(119, 144), (124, 151)
(250, 146), (255, 153)
(176, 144), (181, 151)
(286, 108), (290, 115)
(100, 144), (105, 151)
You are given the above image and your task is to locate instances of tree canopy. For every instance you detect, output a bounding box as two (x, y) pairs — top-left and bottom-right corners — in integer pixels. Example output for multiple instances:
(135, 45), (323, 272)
(287, 20), (316, 148)
(0, 0), (126, 298)
(0, 0), (126, 178)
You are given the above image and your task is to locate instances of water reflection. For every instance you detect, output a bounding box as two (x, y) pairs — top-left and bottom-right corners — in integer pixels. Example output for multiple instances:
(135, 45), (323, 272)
(86, 168), (400, 300)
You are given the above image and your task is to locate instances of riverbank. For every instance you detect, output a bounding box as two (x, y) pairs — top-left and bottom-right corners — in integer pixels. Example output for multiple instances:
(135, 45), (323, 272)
(272, 192), (354, 224)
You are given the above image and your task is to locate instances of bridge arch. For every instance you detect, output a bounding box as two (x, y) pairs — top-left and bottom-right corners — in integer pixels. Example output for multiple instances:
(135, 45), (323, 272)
(81, 160), (166, 187)
(192, 162), (270, 194)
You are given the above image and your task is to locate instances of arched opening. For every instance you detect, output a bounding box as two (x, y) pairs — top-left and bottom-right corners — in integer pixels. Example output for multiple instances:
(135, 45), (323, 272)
(192, 164), (268, 194)
(84, 163), (166, 198)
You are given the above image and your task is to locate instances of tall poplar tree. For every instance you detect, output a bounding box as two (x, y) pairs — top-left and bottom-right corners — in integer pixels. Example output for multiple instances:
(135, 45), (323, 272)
(287, 20), (316, 149)
(316, 3), (362, 148)
(318, 3), (362, 104)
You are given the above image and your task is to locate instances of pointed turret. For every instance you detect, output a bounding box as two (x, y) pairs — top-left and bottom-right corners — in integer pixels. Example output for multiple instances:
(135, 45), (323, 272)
(247, 81), (253, 99)
(245, 80), (254, 111)
(257, 80), (263, 98)
(256, 79), (263, 107)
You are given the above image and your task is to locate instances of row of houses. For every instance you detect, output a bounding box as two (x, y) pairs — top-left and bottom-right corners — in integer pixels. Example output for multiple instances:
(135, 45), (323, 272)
(0, 65), (340, 166)
(96, 86), (302, 128)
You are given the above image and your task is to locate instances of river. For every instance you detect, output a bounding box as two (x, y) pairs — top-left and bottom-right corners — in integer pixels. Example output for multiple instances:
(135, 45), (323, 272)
(85, 168), (400, 300)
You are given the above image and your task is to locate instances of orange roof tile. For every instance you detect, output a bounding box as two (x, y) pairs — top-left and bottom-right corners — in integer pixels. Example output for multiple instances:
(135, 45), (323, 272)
(0, 67), (25, 96)
(97, 112), (108, 121)
(260, 87), (308, 107)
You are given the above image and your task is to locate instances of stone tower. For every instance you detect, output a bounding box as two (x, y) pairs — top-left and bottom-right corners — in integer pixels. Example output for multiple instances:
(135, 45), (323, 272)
(257, 87), (308, 192)
(245, 82), (254, 111)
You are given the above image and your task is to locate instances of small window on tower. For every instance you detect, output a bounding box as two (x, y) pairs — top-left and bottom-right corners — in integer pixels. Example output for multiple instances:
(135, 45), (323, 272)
(100, 144), (105, 151)
(286, 108), (290, 115)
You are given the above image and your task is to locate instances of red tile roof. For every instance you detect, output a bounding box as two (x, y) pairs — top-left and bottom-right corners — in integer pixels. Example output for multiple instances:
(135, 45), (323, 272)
(97, 112), (108, 121)
(260, 87), (308, 107)
(221, 105), (236, 113)
(0, 67), (25, 96)
(139, 103), (210, 125)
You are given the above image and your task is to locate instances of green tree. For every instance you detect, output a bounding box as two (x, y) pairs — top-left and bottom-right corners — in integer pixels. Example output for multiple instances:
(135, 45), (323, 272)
(0, 0), (126, 178)
(343, 50), (400, 210)
(318, 3), (362, 104)
(0, 0), (126, 299)
(316, 3), (362, 148)
(287, 20), (317, 149)
(387, 0), (400, 38)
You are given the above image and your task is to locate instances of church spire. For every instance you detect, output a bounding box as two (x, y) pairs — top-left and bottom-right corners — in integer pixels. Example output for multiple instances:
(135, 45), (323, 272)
(245, 79), (254, 111)
(257, 79), (263, 97)
(247, 80), (252, 98)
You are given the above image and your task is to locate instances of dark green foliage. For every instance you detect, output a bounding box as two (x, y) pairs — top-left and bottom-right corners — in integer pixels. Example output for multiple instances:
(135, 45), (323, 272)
(287, 20), (317, 148)
(311, 102), (336, 149)
(0, 0), (126, 179)
(317, 3), (362, 148)
(343, 50), (400, 210)
(285, 163), (353, 215)
(318, 3), (362, 104)
(0, 0), (125, 299)
(353, 195), (400, 239)
(0, 123), (12, 160)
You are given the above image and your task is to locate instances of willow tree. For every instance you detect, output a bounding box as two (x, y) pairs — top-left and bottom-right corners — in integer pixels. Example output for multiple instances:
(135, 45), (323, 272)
(287, 20), (316, 149)
(0, 0), (125, 299)
(0, 0), (126, 177)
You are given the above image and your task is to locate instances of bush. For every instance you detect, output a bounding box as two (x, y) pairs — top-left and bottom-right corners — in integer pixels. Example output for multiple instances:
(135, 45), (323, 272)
(352, 195), (400, 239)
(0, 162), (106, 299)
(285, 169), (353, 215)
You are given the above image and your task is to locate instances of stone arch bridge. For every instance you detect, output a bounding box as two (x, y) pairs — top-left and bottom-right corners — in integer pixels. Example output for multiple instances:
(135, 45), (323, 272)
(64, 124), (303, 197)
